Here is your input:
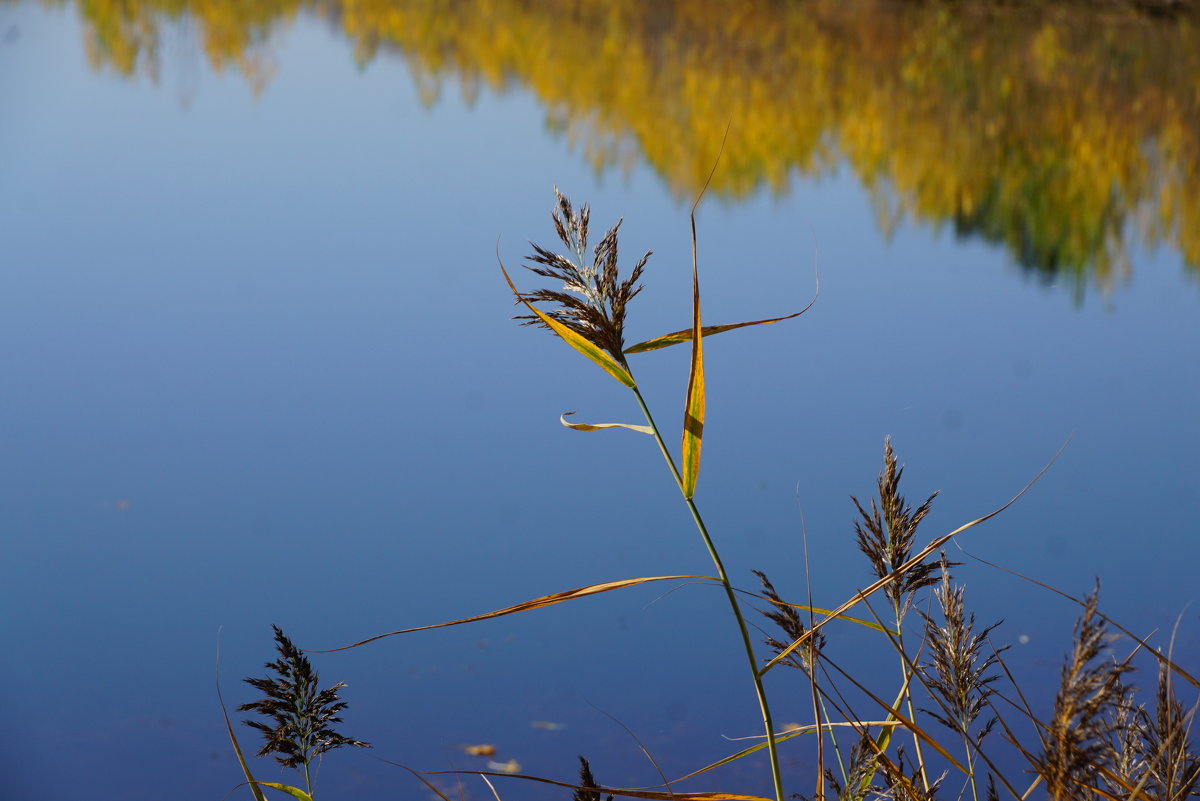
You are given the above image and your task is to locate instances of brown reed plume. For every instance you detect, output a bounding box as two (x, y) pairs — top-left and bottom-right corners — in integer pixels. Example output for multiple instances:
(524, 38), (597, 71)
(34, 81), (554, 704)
(920, 558), (1003, 742)
(919, 557), (1003, 800)
(1138, 659), (1200, 800)
(1034, 586), (1132, 801)
(574, 756), (615, 801)
(240, 625), (370, 797)
(852, 438), (940, 620)
(515, 188), (650, 362)
(754, 569), (825, 675)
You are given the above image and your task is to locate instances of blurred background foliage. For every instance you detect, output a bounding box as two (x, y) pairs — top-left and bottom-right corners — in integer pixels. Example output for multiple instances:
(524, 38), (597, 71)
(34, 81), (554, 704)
(30, 0), (1200, 290)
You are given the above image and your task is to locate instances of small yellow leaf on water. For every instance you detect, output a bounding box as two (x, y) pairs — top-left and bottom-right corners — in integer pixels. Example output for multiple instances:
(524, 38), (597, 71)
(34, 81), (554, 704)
(461, 744), (496, 756)
(531, 720), (565, 731)
(780, 722), (803, 733)
(487, 759), (522, 773)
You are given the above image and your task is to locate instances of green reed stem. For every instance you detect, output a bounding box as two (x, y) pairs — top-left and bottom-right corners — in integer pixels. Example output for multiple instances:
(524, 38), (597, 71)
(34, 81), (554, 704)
(629, 383), (785, 801)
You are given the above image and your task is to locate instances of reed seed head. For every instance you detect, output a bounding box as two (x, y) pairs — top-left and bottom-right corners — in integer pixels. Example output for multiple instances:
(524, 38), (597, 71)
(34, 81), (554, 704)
(574, 755), (614, 801)
(516, 188), (650, 362)
(852, 438), (940, 618)
(1139, 658), (1200, 801)
(239, 625), (371, 775)
(919, 556), (1004, 744)
(753, 569), (824, 674)
(1036, 585), (1133, 801)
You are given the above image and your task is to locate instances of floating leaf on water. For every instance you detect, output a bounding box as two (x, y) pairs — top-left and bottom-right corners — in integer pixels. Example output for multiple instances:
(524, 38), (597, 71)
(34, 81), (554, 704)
(487, 759), (522, 773)
(531, 720), (566, 731)
(461, 744), (497, 757)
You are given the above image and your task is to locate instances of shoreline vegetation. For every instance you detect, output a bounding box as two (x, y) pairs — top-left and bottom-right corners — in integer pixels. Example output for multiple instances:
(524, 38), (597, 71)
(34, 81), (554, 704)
(225, 189), (1198, 801)
(25, 0), (1200, 291)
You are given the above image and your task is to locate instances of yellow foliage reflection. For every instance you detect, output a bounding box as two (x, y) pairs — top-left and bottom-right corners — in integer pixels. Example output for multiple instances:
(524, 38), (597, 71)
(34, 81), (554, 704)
(34, 0), (1200, 288)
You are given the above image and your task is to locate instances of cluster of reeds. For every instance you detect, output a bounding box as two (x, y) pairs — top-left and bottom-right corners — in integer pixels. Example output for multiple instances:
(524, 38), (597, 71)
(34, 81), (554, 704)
(221, 188), (1196, 801)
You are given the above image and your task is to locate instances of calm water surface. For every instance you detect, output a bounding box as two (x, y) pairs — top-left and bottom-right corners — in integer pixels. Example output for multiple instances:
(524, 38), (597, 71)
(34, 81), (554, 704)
(2, 2), (1198, 799)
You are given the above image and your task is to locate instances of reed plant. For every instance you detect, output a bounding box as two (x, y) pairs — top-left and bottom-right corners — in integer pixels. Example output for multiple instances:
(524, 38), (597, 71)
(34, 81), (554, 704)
(221, 186), (1197, 801)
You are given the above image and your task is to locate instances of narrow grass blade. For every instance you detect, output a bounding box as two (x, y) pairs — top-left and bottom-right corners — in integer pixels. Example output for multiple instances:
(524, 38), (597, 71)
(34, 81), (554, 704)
(216, 632), (268, 801)
(561, 411), (653, 434)
(499, 250), (635, 388)
(426, 770), (771, 801)
(315, 575), (716, 652)
(252, 783), (313, 801)
(625, 309), (813, 355)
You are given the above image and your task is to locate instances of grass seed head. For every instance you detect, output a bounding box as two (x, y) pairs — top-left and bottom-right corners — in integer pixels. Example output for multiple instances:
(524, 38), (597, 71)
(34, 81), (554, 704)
(239, 625), (371, 776)
(516, 189), (650, 362)
(852, 438), (940, 618)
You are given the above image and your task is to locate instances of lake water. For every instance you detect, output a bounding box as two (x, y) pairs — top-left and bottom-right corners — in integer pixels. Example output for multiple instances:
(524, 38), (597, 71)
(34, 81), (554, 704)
(2, 2), (1198, 799)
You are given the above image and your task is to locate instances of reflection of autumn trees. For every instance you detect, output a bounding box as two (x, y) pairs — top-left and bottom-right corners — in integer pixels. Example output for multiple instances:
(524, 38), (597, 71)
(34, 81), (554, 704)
(39, 0), (1200, 287)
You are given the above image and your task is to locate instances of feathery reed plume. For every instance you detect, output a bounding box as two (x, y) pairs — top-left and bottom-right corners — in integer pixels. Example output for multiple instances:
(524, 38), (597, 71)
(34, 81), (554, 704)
(1035, 585), (1132, 801)
(1140, 659), (1200, 801)
(573, 756), (614, 801)
(240, 625), (370, 796)
(754, 569), (825, 674)
(852, 438), (940, 620)
(920, 557), (1003, 800)
(516, 188), (650, 362)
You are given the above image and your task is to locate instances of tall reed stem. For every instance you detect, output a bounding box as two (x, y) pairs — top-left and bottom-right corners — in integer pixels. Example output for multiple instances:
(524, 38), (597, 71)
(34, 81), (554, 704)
(629, 384), (785, 801)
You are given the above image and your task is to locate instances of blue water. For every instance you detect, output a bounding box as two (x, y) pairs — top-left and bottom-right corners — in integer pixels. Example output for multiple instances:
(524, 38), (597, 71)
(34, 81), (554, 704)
(2, 4), (1198, 800)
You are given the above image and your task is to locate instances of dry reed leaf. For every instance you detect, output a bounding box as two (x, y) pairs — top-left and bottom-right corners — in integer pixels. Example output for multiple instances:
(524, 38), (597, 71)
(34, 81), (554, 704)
(426, 770), (771, 801)
(499, 249), (635, 388)
(560, 412), (653, 434)
(314, 575), (716, 652)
